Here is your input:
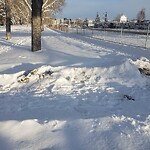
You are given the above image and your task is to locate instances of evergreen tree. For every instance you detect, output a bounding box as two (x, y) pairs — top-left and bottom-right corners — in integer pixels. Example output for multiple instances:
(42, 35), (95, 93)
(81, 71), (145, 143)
(104, 12), (108, 22)
(94, 12), (100, 28)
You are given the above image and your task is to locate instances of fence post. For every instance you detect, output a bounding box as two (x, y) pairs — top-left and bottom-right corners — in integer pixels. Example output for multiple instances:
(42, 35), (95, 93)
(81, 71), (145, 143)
(76, 27), (78, 34)
(84, 29), (86, 35)
(121, 27), (123, 38)
(145, 24), (150, 48)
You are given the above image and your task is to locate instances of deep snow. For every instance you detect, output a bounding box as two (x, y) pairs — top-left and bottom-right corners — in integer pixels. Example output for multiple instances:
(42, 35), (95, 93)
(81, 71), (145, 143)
(0, 25), (150, 150)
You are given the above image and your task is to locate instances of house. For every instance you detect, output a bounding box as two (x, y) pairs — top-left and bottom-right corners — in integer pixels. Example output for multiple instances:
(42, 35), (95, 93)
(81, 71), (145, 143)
(88, 20), (94, 27)
(120, 15), (128, 23)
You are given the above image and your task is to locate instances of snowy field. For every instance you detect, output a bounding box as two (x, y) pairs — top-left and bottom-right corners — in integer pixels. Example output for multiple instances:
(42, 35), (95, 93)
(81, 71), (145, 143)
(0, 25), (150, 150)
(68, 28), (150, 49)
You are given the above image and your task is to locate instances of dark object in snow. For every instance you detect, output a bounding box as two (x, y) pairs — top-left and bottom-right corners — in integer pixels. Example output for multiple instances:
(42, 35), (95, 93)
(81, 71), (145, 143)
(123, 95), (135, 101)
(17, 69), (53, 83)
(139, 67), (150, 76)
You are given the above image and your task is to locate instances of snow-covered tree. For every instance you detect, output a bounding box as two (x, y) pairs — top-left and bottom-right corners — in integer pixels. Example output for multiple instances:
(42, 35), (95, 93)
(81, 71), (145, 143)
(82, 18), (88, 27)
(94, 12), (100, 28)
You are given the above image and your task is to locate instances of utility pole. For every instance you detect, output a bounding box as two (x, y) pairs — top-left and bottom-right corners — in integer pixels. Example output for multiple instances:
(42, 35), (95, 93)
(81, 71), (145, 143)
(31, 0), (43, 52)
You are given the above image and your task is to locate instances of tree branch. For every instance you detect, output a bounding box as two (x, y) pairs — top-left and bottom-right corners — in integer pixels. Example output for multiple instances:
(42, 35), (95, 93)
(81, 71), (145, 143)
(43, 0), (58, 10)
(23, 0), (31, 11)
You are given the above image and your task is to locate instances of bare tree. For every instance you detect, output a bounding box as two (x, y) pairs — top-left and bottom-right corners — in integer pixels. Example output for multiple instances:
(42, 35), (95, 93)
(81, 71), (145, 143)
(32, 0), (43, 52)
(11, 0), (31, 24)
(22, 0), (65, 29)
(0, 0), (6, 25)
(41, 0), (64, 30)
(137, 8), (145, 23)
(1, 0), (65, 25)
(31, 0), (64, 52)
(114, 13), (123, 22)
(5, 0), (12, 40)
(75, 18), (83, 27)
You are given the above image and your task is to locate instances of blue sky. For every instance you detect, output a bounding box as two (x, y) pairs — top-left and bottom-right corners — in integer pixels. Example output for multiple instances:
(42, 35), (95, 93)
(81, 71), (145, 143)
(57, 0), (150, 20)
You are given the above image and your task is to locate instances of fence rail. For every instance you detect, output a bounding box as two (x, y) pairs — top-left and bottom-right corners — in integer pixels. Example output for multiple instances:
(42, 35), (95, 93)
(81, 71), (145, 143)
(68, 27), (150, 49)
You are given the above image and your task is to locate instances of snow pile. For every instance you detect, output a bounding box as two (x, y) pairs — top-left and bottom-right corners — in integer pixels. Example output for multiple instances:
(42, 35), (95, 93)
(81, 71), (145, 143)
(0, 66), (53, 93)
(0, 59), (147, 96)
(17, 66), (53, 83)
(112, 114), (150, 136)
(133, 57), (150, 76)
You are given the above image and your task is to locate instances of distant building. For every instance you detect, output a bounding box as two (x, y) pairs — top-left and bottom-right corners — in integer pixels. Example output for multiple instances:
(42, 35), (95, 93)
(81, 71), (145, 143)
(88, 20), (94, 27)
(120, 15), (128, 23)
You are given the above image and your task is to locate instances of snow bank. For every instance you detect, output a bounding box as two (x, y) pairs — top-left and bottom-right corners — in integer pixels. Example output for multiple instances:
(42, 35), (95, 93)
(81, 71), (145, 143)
(0, 58), (147, 94)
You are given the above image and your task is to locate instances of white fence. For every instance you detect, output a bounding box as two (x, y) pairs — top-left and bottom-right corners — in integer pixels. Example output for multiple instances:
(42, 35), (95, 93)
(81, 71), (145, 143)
(68, 27), (150, 49)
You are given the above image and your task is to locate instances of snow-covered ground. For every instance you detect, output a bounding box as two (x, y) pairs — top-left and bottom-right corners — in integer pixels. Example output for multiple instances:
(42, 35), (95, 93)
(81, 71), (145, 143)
(0, 25), (150, 150)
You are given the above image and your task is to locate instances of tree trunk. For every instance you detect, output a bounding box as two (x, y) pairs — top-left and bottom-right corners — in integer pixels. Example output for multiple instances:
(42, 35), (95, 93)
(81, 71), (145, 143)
(41, 13), (44, 32)
(5, 0), (12, 40)
(31, 0), (43, 52)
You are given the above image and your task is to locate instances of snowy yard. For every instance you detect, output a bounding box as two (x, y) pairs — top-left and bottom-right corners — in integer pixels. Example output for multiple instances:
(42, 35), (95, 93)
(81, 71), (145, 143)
(0, 25), (150, 150)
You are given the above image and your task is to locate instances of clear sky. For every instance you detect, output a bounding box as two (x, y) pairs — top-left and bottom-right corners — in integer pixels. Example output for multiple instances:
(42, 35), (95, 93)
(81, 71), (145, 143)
(57, 0), (150, 20)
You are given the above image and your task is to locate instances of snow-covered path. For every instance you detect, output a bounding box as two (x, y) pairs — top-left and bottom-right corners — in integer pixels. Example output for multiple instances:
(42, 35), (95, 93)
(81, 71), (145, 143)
(0, 26), (150, 150)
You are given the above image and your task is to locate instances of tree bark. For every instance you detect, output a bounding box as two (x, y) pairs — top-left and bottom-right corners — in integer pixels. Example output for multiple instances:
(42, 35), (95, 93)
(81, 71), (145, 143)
(5, 0), (12, 40)
(41, 12), (44, 31)
(31, 0), (43, 52)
